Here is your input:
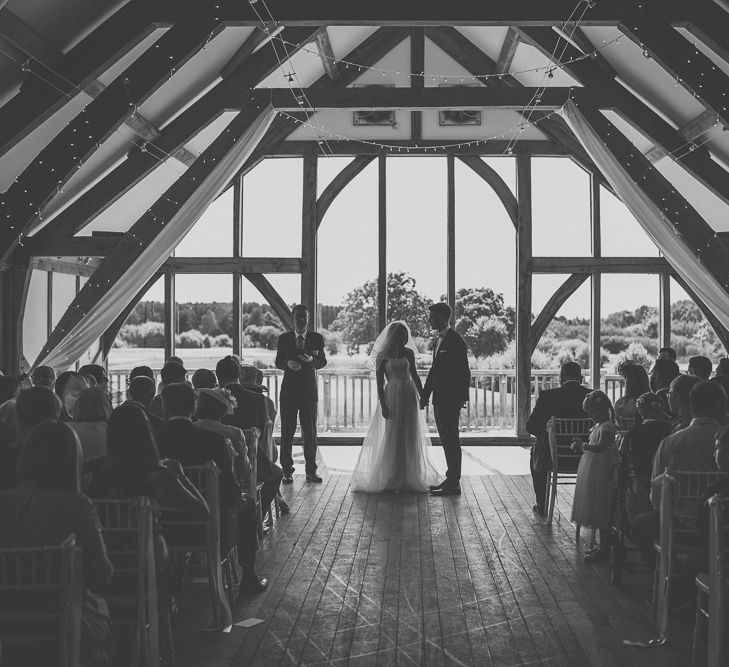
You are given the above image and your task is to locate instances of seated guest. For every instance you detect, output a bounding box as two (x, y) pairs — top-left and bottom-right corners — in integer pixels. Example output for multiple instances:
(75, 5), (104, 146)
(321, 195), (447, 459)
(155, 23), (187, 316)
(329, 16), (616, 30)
(716, 357), (729, 378)
(650, 358), (681, 413)
(30, 365), (56, 390)
(69, 388), (112, 461)
(614, 361), (650, 424)
(0, 375), (19, 406)
(0, 387), (61, 491)
(0, 398), (17, 442)
(0, 422), (113, 663)
(125, 375), (164, 435)
(696, 426), (729, 570)
(78, 364), (109, 395)
(55, 370), (88, 421)
(631, 381), (725, 564)
(658, 347), (677, 361)
(191, 368), (217, 390)
(668, 374), (701, 433)
(216, 356), (267, 434)
(128, 365), (154, 382)
(623, 393), (672, 480)
(158, 383), (267, 596)
(526, 361), (591, 516)
(689, 355), (713, 381)
(149, 362), (187, 417)
(240, 364), (278, 443)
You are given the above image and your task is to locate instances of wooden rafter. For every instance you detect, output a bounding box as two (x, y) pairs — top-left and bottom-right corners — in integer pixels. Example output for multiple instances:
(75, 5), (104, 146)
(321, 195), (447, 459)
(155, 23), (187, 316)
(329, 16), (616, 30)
(644, 109), (719, 162)
(0, 19), (221, 267)
(315, 29), (341, 81)
(457, 155), (517, 228)
(517, 26), (729, 207)
(31, 256), (100, 278)
(423, 27), (607, 185)
(316, 156), (376, 228)
(495, 28), (520, 74)
(531, 273), (590, 353)
(36, 105), (266, 365)
(0, 0), (166, 157)
(679, 2), (729, 67)
(577, 104), (729, 288)
(244, 273), (293, 332)
(29, 26), (321, 246)
(235, 27), (411, 178)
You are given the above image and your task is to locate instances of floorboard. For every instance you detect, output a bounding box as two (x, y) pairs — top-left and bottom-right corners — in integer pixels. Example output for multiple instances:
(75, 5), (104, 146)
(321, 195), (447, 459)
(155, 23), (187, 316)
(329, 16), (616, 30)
(172, 448), (690, 666)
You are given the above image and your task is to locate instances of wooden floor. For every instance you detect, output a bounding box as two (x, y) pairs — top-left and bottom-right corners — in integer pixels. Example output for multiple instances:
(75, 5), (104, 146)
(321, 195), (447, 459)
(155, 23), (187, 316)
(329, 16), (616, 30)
(172, 450), (691, 666)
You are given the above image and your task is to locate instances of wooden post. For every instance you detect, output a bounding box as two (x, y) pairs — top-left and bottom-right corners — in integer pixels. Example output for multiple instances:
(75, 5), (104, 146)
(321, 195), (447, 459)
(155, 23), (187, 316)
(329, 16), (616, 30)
(447, 154), (456, 323)
(301, 151), (318, 327)
(164, 272), (175, 361)
(0, 267), (31, 375)
(515, 153), (532, 436)
(410, 27), (424, 141)
(659, 270), (671, 350)
(47, 271), (54, 339)
(590, 173), (602, 389)
(378, 155), (387, 331)
(233, 173), (243, 356)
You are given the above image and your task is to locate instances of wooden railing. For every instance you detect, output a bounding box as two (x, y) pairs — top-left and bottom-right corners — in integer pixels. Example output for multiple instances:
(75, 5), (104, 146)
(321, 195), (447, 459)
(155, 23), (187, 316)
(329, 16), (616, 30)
(109, 367), (625, 433)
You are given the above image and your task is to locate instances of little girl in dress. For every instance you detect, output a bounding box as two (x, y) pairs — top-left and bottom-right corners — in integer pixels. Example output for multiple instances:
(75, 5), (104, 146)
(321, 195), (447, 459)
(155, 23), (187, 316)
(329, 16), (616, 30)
(571, 390), (619, 561)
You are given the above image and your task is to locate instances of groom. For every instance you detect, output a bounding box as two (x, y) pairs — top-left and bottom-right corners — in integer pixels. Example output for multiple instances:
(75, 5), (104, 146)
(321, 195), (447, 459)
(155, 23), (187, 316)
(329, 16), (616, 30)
(420, 302), (470, 496)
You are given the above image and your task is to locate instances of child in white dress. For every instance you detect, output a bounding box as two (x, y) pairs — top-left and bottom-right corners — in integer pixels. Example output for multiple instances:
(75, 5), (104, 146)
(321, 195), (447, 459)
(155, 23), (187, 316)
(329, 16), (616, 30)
(570, 390), (619, 561)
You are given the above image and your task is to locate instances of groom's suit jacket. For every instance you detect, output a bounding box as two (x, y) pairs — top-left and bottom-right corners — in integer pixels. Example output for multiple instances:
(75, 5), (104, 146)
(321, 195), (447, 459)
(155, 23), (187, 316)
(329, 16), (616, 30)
(275, 330), (327, 403)
(422, 329), (470, 407)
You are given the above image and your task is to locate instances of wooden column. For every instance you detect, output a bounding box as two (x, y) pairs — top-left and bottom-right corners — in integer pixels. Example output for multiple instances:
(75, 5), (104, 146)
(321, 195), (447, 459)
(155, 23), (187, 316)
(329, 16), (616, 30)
(590, 173), (602, 390)
(515, 153), (532, 436)
(232, 173), (243, 356)
(46, 271), (54, 339)
(378, 155), (387, 331)
(0, 267), (31, 375)
(164, 272), (175, 361)
(301, 151), (318, 327)
(447, 154), (456, 323)
(659, 270), (671, 350)
(410, 27), (424, 141)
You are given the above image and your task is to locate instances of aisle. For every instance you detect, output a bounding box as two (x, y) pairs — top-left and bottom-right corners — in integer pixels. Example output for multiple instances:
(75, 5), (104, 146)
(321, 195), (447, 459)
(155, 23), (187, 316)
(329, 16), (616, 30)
(172, 448), (687, 666)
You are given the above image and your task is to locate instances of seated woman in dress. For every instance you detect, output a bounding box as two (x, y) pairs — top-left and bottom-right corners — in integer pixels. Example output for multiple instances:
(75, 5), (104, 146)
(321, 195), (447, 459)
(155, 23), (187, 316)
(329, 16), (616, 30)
(55, 371), (88, 421)
(69, 387), (112, 461)
(0, 421), (114, 663)
(614, 361), (650, 427)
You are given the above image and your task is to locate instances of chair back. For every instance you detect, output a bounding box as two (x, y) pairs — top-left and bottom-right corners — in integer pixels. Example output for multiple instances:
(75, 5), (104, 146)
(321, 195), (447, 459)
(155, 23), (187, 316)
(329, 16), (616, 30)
(241, 427), (260, 494)
(707, 495), (729, 667)
(93, 497), (157, 666)
(0, 535), (82, 667)
(262, 420), (275, 464)
(547, 418), (593, 475)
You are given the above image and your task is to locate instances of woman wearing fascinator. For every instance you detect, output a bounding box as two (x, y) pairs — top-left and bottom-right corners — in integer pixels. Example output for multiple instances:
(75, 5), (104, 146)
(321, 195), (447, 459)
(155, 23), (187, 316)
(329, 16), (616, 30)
(352, 321), (439, 492)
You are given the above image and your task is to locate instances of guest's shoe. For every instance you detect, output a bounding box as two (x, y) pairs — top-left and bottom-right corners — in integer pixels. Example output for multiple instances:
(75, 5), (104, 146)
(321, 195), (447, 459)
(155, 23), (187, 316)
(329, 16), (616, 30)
(238, 576), (268, 598)
(429, 481), (446, 491)
(306, 474), (323, 483)
(532, 504), (546, 516)
(430, 485), (461, 496)
(279, 499), (290, 515)
(282, 474), (293, 485)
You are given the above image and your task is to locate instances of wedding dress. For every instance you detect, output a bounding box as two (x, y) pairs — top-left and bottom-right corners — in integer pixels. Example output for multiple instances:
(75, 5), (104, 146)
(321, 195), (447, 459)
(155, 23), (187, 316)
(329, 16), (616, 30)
(352, 355), (440, 492)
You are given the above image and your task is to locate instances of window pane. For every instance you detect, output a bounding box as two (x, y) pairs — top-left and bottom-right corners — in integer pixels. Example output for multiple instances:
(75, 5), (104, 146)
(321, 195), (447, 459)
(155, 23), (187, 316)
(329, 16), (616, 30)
(670, 277), (722, 367)
(600, 186), (658, 256)
(175, 188), (233, 257)
(243, 158), (302, 257)
(23, 270), (49, 366)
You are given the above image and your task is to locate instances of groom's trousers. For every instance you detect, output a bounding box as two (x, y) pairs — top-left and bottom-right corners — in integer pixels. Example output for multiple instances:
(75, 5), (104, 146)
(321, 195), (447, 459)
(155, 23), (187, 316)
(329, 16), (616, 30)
(434, 402), (462, 484)
(279, 397), (318, 476)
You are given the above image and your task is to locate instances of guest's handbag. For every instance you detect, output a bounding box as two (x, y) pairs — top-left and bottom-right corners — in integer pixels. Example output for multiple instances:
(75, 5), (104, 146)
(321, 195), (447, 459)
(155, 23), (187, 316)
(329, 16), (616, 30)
(531, 433), (552, 472)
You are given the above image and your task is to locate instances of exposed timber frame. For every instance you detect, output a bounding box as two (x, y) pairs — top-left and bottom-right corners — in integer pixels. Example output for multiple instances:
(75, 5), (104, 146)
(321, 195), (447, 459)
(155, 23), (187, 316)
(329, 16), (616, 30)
(531, 274), (590, 354)
(515, 152), (532, 437)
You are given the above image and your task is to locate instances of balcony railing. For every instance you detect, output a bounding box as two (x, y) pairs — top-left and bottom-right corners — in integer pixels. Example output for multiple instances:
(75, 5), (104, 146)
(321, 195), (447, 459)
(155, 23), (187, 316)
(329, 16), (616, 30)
(110, 368), (625, 433)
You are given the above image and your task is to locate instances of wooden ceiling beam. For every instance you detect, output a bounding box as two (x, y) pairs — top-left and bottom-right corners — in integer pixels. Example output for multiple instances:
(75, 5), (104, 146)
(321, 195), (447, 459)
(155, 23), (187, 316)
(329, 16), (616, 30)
(0, 0), (167, 157)
(571, 105), (729, 288)
(677, 2), (729, 73)
(495, 28), (520, 74)
(30, 256), (100, 277)
(424, 26), (606, 183)
(30, 26), (321, 246)
(517, 26), (729, 207)
(0, 19), (221, 267)
(236, 85), (596, 110)
(645, 109), (719, 162)
(315, 29), (341, 81)
(37, 105), (266, 364)
(532, 256), (672, 273)
(163, 257), (302, 273)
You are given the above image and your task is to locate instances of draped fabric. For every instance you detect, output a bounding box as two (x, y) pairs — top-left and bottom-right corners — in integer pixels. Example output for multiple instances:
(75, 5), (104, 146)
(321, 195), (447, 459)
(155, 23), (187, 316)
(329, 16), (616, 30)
(561, 100), (729, 329)
(37, 107), (276, 369)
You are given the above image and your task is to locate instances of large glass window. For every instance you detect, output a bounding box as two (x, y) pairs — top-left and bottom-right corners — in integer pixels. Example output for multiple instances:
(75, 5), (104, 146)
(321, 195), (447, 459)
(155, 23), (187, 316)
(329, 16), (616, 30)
(600, 186), (658, 256)
(175, 187), (233, 257)
(670, 277), (720, 367)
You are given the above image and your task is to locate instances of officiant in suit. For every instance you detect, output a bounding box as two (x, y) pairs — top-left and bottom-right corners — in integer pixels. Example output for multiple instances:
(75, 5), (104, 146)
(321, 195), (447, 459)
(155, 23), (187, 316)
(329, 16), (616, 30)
(275, 305), (327, 483)
(420, 302), (471, 496)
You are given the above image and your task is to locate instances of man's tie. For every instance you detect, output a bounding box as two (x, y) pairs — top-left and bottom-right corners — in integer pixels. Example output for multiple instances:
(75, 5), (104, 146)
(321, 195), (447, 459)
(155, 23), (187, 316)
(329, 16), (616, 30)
(296, 334), (305, 350)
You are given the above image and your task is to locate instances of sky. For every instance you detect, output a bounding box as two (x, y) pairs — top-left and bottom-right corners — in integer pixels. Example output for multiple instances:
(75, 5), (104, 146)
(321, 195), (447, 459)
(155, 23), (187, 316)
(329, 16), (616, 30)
(147, 154), (689, 320)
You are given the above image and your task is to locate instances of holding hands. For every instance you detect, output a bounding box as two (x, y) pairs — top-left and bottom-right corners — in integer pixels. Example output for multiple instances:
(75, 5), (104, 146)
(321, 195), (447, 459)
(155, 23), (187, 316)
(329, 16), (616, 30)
(570, 437), (586, 453)
(381, 403), (390, 419)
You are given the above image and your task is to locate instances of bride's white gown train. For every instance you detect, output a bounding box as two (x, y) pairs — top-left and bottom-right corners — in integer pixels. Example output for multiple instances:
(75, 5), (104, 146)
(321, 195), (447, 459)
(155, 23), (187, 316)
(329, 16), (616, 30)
(352, 357), (440, 492)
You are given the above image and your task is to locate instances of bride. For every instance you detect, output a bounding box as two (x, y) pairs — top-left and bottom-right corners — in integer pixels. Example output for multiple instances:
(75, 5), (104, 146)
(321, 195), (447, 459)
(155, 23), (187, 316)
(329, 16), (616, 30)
(352, 321), (440, 492)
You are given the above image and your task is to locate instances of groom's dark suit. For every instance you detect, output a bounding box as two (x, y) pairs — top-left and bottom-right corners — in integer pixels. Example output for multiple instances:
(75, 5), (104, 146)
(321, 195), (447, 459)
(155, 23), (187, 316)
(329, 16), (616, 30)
(275, 330), (327, 475)
(422, 329), (470, 485)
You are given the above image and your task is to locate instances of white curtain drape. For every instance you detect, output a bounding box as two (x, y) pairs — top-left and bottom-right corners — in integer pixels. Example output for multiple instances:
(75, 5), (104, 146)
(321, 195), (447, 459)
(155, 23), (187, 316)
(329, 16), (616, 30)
(562, 99), (729, 329)
(38, 106), (276, 369)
